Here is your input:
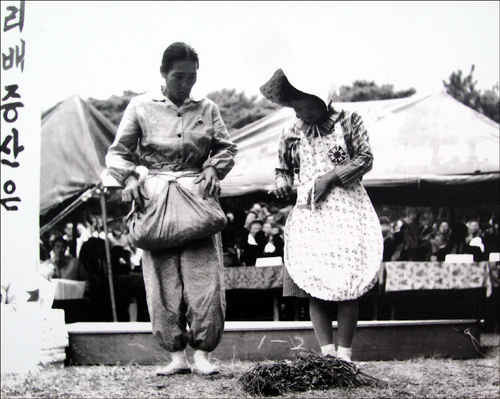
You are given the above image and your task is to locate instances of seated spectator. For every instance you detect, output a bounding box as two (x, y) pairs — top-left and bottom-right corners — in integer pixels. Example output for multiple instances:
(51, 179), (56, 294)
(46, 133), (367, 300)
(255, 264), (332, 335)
(234, 210), (259, 263)
(429, 219), (453, 261)
(248, 203), (263, 219)
(44, 235), (92, 323)
(75, 221), (92, 258)
(90, 215), (106, 239)
(108, 219), (132, 250)
(466, 219), (483, 249)
(221, 211), (239, 267)
(241, 220), (267, 266)
(446, 222), (484, 262)
(261, 223), (285, 259)
(491, 215), (499, 234)
(392, 217), (430, 261)
(262, 221), (273, 237)
(482, 223), (500, 260)
(244, 210), (259, 229)
(45, 236), (89, 286)
(419, 210), (436, 243)
(264, 214), (276, 225)
(47, 230), (63, 256)
(249, 202), (271, 221)
(108, 219), (143, 269)
(63, 222), (78, 258)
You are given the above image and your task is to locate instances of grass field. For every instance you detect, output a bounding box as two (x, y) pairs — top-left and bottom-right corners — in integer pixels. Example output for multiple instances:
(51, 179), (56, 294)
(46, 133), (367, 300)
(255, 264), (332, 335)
(1, 335), (498, 398)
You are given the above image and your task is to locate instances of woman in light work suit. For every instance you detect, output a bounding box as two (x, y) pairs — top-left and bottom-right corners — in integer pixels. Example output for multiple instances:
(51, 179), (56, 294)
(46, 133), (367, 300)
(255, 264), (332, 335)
(262, 68), (383, 362)
(106, 42), (237, 375)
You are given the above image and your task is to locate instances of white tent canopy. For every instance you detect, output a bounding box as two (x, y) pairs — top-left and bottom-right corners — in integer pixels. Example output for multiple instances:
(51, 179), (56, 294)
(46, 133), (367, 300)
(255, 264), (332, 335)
(220, 91), (499, 203)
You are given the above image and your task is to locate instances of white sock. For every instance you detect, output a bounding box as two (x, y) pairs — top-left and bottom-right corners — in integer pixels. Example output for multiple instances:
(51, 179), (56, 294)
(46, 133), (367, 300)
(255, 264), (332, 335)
(193, 350), (219, 375)
(337, 346), (352, 362)
(170, 350), (188, 367)
(321, 344), (337, 357)
(155, 350), (189, 375)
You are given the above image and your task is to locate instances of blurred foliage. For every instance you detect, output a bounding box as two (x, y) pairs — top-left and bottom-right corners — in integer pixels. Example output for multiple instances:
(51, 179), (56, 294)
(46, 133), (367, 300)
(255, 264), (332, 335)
(88, 89), (280, 132)
(206, 88), (281, 132)
(330, 81), (416, 102)
(88, 91), (143, 126)
(480, 87), (500, 123)
(443, 65), (499, 123)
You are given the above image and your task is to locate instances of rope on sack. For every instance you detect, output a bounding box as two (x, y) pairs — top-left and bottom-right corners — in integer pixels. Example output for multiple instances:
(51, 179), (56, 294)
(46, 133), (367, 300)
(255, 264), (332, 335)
(129, 168), (202, 210)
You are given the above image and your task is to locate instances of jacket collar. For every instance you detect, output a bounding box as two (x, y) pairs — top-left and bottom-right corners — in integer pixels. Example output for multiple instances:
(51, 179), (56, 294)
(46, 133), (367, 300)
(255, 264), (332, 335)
(151, 86), (203, 106)
(295, 105), (344, 137)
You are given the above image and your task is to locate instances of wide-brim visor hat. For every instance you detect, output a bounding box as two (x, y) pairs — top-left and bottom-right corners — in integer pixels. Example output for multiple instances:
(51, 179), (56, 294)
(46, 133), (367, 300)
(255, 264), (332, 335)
(259, 68), (327, 108)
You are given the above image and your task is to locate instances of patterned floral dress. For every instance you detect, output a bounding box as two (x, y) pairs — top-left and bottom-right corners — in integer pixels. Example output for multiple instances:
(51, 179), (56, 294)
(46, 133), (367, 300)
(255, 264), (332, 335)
(277, 108), (383, 301)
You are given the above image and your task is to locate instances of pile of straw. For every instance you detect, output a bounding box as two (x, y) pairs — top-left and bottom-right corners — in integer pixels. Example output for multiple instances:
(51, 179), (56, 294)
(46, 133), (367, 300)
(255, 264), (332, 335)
(238, 352), (387, 397)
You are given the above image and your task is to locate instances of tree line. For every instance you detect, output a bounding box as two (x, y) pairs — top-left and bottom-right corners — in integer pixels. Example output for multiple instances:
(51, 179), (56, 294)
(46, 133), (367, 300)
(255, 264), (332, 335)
(442, 65), (499, 124)
(88, 66), (499, 131)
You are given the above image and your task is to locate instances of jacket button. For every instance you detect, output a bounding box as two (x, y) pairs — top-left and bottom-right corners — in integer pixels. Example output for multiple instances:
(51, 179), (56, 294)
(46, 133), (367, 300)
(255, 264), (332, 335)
(177, 113), (181, 117)
(177, 134), (181, 137)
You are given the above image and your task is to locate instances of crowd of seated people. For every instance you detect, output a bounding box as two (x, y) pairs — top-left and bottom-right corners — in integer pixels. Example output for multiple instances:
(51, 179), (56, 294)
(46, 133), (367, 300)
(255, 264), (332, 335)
(222, 203), (499, 267)
(38, 205), (497, 323)
(40, 234), (89, 287)
(221, 202), (290, 266)
(39, 214), (148, 322)
(380, 211), (499, 263)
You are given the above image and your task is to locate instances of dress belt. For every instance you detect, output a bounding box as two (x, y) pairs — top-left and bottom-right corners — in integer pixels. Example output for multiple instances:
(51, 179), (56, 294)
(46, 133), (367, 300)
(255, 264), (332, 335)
(148, 162), (201, 173)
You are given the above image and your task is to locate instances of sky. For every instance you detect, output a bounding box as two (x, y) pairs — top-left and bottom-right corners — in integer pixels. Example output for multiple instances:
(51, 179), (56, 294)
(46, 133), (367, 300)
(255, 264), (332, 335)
(25, 1), (500, 112)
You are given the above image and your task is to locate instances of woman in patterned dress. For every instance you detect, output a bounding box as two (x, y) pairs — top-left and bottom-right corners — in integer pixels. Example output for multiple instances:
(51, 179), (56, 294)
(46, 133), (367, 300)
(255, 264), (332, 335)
(260, 69), (383, 362)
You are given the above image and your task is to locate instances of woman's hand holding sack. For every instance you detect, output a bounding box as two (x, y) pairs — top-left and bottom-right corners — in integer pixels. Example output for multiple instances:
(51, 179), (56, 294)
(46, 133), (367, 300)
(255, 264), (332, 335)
(194, 166), (220, 198)
(123, 174), (146, 208)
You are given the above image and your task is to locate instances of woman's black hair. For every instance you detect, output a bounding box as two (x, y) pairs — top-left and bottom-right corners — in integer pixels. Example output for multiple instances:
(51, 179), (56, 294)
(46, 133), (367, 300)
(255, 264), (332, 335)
(284, 83), (328, 117)
(450, 222), (468, 242)
(51, 235), (67, 249)
(160, 42), (199, 74)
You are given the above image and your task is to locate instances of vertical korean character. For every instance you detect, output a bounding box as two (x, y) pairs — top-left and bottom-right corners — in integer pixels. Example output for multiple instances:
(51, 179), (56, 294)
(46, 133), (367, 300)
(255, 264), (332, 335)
(2, 39), (25, 72)
(3, 1), (25, 33)
(0, 179), (20, 211)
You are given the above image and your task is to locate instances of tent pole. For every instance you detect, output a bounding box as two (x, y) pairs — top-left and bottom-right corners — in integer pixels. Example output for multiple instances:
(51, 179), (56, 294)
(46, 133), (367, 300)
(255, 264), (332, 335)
(40, 187), (96, 236)
(99, 186), (118, 322)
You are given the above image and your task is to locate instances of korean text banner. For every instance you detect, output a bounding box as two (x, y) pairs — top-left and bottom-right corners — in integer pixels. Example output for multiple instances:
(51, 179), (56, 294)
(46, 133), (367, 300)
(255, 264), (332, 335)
(1, 1), (41, 281)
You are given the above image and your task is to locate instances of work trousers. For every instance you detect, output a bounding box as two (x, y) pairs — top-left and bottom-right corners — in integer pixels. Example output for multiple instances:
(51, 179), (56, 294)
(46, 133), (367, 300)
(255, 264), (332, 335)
(142, 233), (225, 353)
